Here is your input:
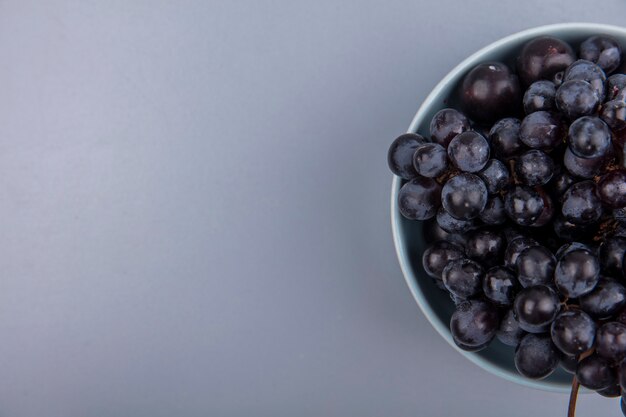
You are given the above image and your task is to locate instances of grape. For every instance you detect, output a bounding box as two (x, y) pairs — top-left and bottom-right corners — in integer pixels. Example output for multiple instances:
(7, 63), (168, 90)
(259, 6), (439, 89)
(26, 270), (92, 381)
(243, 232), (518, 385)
(450, 300), (499, 351)
(504, 185), (544, 226)
(413, 143), (448, 178)
(607, 73), (626, 100)
(550, 309), (596, 355)
(497, 309), (526, 346)
(576, 354), (615, 390)
(429, 108), (470, 148)
(504, 237), (539, 270)
(600, 237), (626, 277)
(597, 170), (626, 208)
(553, 215), (599, 241)
(580, 35), (622, 74)
(550, 171), (576, 202)
(597, 384), (621, 398)
(442, 258), (484, 299)
(489, 118), (524, 158)
(560, 354), (578, 374)
(516, 245), (556, 287)
(436, 207), (477, 234)
(555, 242), (592, 259)
(515, 149), (554, 186)
(517, 36), (576, 85)
(441, 173), (488, 220)
(564, 59), (607, 101)
(596, 322), (626, 363)
(466, 229), (504, 266)
(478, 159), (510, 193)
(422, 241), (465, 280)
(398, 177), (442, 220)
(580, 278), (626, 319)
(479, 196), (507, 225)
(523, 80), (556, 114)
(388, 133), (427, 179)
(561, 181), (603, 224)
(483, 266), (519, 306)
(555, 248), (600, 298)
(513, 285), (560, 333)
(567, 116), (611, 159)
(514, 333), (559, 379)
(600, 100), (626, 132)
(519, 111), (566, 150)
(447, 131), (490, 173)
(555, 80), (600, 120)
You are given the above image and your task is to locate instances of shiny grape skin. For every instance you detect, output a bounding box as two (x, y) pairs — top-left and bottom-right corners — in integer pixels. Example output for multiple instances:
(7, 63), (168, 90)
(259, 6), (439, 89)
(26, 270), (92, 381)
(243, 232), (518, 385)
(567, 116), (612, 159)
(600, 237), (626, 277)
(504, 237), (539, 270)
(466, 229), (504, 266)
(555, 248), (601, 298)
(514, 333), (560, 379)
(447, 131), (490, 173)
(387, 133), (428, 179)
(596, 322), (626, 363)
(436, 207), (477, 234)
(441, 173), (488, 220)
(482, 266), (519, 306)
(597, 384), (621, 398)
(601, 100), (626, 132)
(504, 185), (545, 226)
(550, 309), (596, 355)
(564, 59), (607, 102)
(555, 242), (593, 259)
(413, 143), (448, 178)
(497, 309), (526, 346)
(430, 108), (471, 148)
(561, 181), (603, 225)
(580, 35), (622, 74)
(607, 74), (626, 100)
(397, 177), (441, 220)
(442, 258), (484, 299)
(519, 111), (566, 151)
(550, 171), (576, 202)
(553, 215), (600, 241)
(516, 245), (556, 287)
(479, 196), (507, 225)
(523, 80), (556, 114)
(555, 80), (600, 120)
(576, 354), (615, 390)
(478, 159), (510, 194)
(580, 278), (626, 320)
(460, 62), (522, 123)
(513, 285), (560, 334)
(489, 118), (525, 159)
(563, 146), (606, 179)
(450, 300), (499, 351)
(515, 149), (554, 186)
(422, 241), (465, 280)
(516, 36), (576, 86)
(597, 170), (626, 209)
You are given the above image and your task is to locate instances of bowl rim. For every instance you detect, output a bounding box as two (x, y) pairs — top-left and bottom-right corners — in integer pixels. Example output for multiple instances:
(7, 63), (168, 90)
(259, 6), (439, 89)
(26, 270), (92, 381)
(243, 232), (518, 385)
(391, 22), (626, 393)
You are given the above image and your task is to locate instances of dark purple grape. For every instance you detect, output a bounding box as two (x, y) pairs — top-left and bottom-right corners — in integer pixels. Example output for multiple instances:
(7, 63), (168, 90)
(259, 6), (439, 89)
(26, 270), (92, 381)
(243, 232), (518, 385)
(422, 241), (465, 280)
(550, 309), (596, 355)
(397, 177), (442, 220)
(562, 180), (603, 224)
(441, 173), (488, 220)
(555, 242), (592, 259)
(564, 59), (607, 102)
(513, 285), (560, 333)
(550, 171), (576, 201)
(597, 384), (621, 398)
(576, 354), (614, 390)
(553, 215), (599, 241)
(601, 100), (626, 131)
(489, 118), (524, 158)
(531, 189), (555, 227)
(388, 133), (427, 179)
(607, 74), (626, 100)
(516, 245), (556, 287)
(600, 237), (626, 277)
(523, 80), (556, 114)
(515, 149), (554, 186)
(429, 108), (470, 148)
(423, 219), (450, 242)
(436, 207), (477, 233)
(497, 309), (526, 346)
(447, 131), (490, 173)
(567, 116), (611, 159)
(519, 111), (566, 150)
(563, 146), (606, 178)
(413, 143), (448, 178)
(596, 322), (626, 363)
(560, 354), (577, 374)
(580, 35), (622, 74)
(504, 185), (544, 226)
(466, 229), (504, 266)
(442, 258), (484, 299)
(514, 333), (560, 379)
(479, 196), (507, 225)
(580, 278), (626, 319)
(504, 237), (539, 270)
(460, 62), (522, 123)
(597, 170), (626, 208)
(517, 36), (576, 85)
(555, 248), (600, 298)
(555, 80), (601, 120)
(478, 159), (510, 193)
(450, 300), (499, 351)
(483, 266), (519, 306)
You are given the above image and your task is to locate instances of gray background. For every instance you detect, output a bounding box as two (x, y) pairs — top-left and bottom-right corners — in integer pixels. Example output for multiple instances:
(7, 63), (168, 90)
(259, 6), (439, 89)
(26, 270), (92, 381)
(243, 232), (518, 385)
(0, 1), (624, 416)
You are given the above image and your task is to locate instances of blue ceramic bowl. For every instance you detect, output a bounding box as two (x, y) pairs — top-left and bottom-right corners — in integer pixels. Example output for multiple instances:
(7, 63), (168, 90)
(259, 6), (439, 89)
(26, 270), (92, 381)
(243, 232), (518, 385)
(391, 23), (626, 393)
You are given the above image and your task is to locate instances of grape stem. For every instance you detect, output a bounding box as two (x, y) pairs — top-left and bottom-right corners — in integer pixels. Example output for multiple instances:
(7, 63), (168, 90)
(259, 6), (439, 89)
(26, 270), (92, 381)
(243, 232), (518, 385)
(567, 376), (580, 417)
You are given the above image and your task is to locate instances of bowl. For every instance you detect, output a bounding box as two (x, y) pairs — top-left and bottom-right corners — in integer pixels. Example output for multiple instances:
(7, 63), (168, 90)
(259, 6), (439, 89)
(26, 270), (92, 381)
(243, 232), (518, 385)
(391, 22), (626, 393)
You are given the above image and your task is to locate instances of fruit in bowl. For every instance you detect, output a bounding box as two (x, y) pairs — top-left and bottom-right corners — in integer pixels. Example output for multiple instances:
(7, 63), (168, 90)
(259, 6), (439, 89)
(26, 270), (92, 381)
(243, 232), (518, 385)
(389, 23), (626, 416)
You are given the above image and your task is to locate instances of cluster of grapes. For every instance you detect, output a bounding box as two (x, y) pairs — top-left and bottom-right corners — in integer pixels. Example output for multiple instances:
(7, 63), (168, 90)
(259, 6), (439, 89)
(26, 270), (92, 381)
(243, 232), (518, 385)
(388, 35), (626, 415)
